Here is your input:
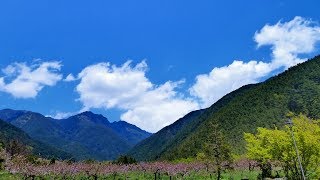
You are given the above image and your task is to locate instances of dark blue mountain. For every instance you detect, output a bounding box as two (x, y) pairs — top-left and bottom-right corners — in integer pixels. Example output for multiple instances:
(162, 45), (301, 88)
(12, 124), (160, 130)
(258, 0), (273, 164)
(0, 109), (151, 160)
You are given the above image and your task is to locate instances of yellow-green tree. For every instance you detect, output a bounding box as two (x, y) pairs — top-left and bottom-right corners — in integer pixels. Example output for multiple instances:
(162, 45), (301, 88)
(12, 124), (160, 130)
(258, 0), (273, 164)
(244, 115), (320, 179)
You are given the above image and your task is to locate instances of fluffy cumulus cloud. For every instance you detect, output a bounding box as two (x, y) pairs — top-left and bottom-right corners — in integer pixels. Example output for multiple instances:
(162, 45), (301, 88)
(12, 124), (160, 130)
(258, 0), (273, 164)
(120, 81), (199, 132)
(190, 61), (271, 107)
(0, 61), (63, 98)
(255, 16), (320, 69)
(76, 61), (199, 132)
(190, 16), (320, 107)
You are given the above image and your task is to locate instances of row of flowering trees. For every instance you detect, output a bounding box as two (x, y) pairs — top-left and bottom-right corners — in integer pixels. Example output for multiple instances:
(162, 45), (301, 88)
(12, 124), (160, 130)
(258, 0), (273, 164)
(2, 155), (258, 179)
(3, 156), (211, 179)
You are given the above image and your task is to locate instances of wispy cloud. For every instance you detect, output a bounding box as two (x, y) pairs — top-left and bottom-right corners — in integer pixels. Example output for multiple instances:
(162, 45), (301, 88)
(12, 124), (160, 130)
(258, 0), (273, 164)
(47, 111), (75, 119)
(64, 74), (77, 82)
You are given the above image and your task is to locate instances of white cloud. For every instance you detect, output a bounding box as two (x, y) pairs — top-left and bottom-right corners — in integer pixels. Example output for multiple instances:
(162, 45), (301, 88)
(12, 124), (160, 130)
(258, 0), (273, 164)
(190, 61), (271, 107)
(121, 80), (199, 132)
(2, 64), (17, 76)
(76, 61), (199, 132)
(255, 16), (320, 69)
(64, 74), (77, 82)
(76, 61), (152, 110)
(0, 78), (5, 92)
(47, 111), (75, 119)
(190, 16), (320, 107)
(0, 61), (63, 98)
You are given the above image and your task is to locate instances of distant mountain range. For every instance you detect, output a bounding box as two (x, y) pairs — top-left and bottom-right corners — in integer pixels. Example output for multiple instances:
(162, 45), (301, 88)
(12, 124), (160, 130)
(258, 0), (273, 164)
(129, 55), (320, 161)
(0, 109), (151, 160)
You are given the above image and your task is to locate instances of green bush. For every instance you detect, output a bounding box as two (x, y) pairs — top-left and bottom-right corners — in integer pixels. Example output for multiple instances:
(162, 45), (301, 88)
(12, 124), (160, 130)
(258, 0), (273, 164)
(114, 155), (137, 165)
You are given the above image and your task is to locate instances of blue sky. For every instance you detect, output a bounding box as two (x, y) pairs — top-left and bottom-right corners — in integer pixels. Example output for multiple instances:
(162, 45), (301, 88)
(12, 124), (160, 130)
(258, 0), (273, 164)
(1, 0), (320, 132)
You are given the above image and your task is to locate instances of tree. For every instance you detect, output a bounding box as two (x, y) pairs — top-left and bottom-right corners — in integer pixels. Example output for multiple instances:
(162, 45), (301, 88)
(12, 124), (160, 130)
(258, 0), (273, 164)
(114, 155), (137, 165)
(0, 142), (5, 170)
(202, 121), (232, 180)
(6, 139), (30, 158)
(244, 115), (320, 179)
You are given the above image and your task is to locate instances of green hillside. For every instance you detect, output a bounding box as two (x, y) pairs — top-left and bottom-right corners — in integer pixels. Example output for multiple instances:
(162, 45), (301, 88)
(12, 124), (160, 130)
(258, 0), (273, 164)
(0, 119), (71, 159)
(129, 55), (320, 161)
(128, 109), (205, 161)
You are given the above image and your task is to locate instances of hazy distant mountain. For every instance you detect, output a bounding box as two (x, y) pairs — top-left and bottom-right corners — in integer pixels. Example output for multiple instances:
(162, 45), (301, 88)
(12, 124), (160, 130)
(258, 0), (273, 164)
(0, 109), (151, 160)
(129, 55), (320, 161)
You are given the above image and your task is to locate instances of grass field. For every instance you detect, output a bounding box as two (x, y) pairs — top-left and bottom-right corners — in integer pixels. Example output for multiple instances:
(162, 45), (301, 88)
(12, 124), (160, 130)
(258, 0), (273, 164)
(0, 171), (18, 180)
(0, 170), (260, 180)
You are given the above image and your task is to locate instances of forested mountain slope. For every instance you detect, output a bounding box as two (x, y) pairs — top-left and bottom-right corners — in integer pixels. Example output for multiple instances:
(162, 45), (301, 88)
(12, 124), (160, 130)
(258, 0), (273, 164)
(130, 55), (320, 161)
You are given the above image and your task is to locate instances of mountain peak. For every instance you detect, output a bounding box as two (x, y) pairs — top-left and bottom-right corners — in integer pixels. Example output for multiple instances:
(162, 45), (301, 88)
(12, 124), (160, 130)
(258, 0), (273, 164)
(63, 111), (110, 127)
(0, 109), (29, 123)
(79, 111), (95, 115)
(68, 111), (110, 125)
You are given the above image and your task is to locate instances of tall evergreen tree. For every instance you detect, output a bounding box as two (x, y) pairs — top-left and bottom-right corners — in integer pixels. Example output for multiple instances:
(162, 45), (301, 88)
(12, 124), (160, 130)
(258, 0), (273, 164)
(203, 121), (232, 180)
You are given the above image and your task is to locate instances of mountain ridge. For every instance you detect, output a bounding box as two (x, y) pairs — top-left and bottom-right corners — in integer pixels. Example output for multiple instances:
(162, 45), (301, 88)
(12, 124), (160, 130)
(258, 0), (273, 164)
(0, 109), (151, 160)
(129, 55), (320, 161)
